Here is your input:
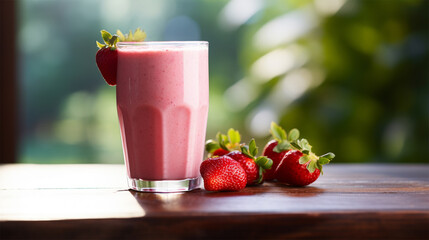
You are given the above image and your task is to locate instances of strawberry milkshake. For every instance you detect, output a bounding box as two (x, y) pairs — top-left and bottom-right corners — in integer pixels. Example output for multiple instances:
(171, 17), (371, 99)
(116, 42), (209, 192)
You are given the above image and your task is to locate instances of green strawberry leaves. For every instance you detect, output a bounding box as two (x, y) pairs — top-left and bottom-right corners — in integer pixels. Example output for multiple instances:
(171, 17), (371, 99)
(299, 139), (312, 152)
(97, 30), (119, 50)
(227, 128), (241, 146)
(205, 139), (220, 153)
(240, 138), (273, 184)
(257, 167), (264, 185)
(270, 122), (300, 153)
(314, 152), (335, 174)
(240, 139), (257, 158)
(205, 128), (243, 155)
(240, 139), (261, 161)
(288, 128), (300, 142)
(254, 155), (273, 184)
(217, 132), (229, 151)
(299, 155), (311, 164)
(117, 28), (146, 42)
(318, 158), (330, 165)
(255, 156), (273, 184)
(275, 141), (291, 153)
(101, 30), (112, 44)
(320, 152), (335, 160)
(271, 122), (287, 142)
(291, 138), (311, 153)
(307, 160), (318, 173)
(255, 156), (273, 170)
(96, 41), (105, 49)
(270, 122), (335, 174)
(249, 139), (258, 156)
(97, 28), (146, 50)
(300, 150), (335, 174)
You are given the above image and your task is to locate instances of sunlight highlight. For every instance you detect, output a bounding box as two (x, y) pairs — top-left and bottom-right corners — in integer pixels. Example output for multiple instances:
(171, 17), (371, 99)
(314, 0), (347, 16)
(218, 0), (264, 30)
(253, 7), (317, 50)
(247, 106), (278, 137)
(251, 45), (308, 83)
(223, 78), (258, 111)
(0, 190), (145, 221)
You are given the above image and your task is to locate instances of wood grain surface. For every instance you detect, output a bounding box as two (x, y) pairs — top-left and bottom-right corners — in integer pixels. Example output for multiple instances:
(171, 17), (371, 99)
(0, 164), (428, 239)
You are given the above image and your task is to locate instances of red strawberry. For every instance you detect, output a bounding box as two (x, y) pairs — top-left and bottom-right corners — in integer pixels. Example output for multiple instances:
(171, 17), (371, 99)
(96, 47), (118, 86)
(276, 150), (335, 186)
(226, 151), (258, 185)
(263, 122), (335, 186)
(262, 140), (288, 180)
(200, 156), (247, 191)
(230, 139), (273, 185)
(212, 148), (230, 156)
(276, 150), (317, 186)
(262, 123), (299, 181)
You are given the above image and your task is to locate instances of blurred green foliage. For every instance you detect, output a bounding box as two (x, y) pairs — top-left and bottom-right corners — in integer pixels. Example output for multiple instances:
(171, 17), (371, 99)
(19, 0), (428, 163)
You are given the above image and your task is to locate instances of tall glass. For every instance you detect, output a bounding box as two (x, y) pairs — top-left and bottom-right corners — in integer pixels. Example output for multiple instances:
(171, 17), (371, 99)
(116, 42), (209, 192)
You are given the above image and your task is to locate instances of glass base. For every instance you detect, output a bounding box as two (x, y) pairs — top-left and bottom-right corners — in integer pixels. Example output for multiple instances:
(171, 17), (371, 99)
(128, 177), (201, 192)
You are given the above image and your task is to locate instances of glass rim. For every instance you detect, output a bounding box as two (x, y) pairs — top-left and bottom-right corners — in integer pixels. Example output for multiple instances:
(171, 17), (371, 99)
(117, 41), (208, 48)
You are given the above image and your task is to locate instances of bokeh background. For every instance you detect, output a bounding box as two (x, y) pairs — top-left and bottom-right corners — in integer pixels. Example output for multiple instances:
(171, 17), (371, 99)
(18, 0), (428, 164)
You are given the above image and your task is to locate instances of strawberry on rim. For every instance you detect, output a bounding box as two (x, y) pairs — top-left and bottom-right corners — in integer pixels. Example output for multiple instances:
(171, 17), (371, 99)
(95, 28), (146, 86)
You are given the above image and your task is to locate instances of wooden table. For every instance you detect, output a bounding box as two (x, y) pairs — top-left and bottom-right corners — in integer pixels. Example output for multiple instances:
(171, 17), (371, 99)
(0, 164), (428, 239)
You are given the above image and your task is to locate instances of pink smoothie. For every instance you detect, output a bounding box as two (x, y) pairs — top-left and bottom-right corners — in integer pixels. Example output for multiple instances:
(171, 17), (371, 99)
(116, 42), (209, 180)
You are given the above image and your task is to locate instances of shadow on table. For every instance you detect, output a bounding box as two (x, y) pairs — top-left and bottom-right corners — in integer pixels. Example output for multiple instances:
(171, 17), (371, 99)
(128, 186), (270, 215)
(128, 181), (326, 215)
(268, 181), (326, 197)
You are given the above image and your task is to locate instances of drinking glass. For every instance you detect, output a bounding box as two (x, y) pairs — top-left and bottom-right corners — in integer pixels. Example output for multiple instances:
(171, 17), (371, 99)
(116, 41), (209, 192)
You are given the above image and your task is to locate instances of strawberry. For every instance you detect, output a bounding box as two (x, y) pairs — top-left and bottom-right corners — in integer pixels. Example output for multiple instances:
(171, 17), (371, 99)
(226, 151), (258, 185)
(205, 128), (242, 158)
(206, 129), (273, 185)
(96, 30), (119, 86)
(96, 47), (118, 86)
(212, 148), (230, 156)
(262, 140), (287, 180)
(275, 141), (335, 186)
(232, 139), (273, 185)
(262, 123), (299, 181)
(200, 156), (247, 191)
(276, 150), (316, 186)
(95, 28), (146, 86)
